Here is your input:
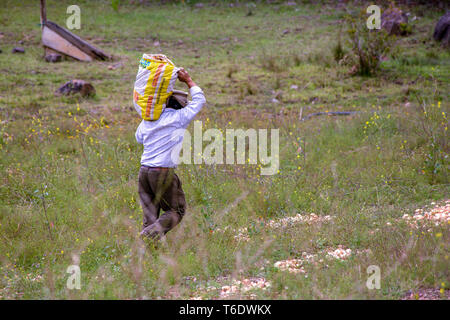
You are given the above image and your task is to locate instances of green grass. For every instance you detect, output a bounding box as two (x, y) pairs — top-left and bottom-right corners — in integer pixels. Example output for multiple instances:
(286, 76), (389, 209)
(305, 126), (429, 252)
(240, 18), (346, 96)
(0, 0), (449, 299)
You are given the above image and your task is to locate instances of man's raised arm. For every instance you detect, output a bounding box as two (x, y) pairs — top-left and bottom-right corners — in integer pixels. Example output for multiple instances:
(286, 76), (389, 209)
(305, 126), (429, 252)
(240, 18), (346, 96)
(177, 68), (206, 126)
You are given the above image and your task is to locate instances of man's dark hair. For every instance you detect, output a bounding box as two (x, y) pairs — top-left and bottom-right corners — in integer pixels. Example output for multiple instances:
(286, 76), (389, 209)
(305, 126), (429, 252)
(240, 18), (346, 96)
(166, 95), (184, 110)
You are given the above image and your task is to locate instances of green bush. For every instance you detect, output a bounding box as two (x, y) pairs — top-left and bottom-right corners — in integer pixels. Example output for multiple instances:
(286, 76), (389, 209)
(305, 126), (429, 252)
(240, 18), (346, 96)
(332, 27), (346, 63)
(345, 10), (394, 76)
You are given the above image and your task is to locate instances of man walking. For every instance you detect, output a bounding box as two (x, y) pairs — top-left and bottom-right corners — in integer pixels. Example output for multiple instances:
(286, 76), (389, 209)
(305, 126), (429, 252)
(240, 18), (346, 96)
(135, 68), (206, 240)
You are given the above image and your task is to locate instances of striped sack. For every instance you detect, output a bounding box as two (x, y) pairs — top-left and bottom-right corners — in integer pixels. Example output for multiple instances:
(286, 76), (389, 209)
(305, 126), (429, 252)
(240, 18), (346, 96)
(133, 54), (180, 121)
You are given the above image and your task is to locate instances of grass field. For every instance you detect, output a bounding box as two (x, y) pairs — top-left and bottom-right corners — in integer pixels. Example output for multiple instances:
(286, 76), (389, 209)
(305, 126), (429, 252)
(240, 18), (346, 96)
(0, 0), (449, 299)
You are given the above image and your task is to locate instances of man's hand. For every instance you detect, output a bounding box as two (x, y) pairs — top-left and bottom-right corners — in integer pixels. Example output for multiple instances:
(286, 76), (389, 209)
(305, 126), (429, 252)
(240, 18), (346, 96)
(177, 68), (197, 88)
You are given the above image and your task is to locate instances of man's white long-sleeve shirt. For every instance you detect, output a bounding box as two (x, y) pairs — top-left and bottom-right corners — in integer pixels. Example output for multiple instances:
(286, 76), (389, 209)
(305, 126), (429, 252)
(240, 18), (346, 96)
(135, 86), (206, 168)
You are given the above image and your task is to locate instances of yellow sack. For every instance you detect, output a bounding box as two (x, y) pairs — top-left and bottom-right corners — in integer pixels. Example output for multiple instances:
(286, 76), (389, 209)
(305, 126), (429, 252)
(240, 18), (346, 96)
(133, 54), (180, 121)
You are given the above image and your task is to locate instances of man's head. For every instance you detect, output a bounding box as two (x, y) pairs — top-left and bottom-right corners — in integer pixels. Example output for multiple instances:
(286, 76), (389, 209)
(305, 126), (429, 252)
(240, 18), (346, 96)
(167, 90), (188, 110)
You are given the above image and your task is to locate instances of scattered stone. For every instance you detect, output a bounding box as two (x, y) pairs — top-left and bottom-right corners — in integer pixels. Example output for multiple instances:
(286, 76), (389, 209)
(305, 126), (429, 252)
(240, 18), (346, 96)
(326, 247), (352, 260)
(153, 41), (160, 47)
(433, 11), (450, 47)
(349, 64), (358, 76)
(282, 29), (290, 35)
(55, 80), (96, 97)
(215, 213), (334, 242)
(273, 247), (366, 275)
(12, 47), (25, 54)
(219, 278), (270, 298)
(195, 3), (204, 9)
(266, 213), (333, 228)
(45, 53), (62, 63)
(381, 7), (411, 36)
(290, 84), (298, 90)
(214, 226), (250, 242)
(190, 277), (270, 299)
(402, 199), (450, 228)
(274, 258), (306, 274)
(107, 62), (123, 70)
(402, 288), (450, 300)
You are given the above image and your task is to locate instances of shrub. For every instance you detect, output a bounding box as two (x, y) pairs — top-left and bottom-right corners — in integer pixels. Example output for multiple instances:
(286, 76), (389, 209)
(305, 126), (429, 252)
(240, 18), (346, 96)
(333, 27), (346, 63)
(416, 100), (448, 184)
(259, 51), (290, 73)
(345, 9), (395, 76)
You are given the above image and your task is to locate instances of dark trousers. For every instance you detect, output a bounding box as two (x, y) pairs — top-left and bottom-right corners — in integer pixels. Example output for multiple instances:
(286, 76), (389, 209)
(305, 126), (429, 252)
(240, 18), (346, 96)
(138, 166), (186, 239)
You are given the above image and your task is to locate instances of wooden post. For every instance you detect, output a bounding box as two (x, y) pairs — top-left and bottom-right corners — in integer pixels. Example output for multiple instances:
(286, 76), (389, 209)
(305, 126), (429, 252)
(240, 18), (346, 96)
(40, 0), (46, 28)
(40, 0), (48, 57)
(39, 0), (109, 61)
